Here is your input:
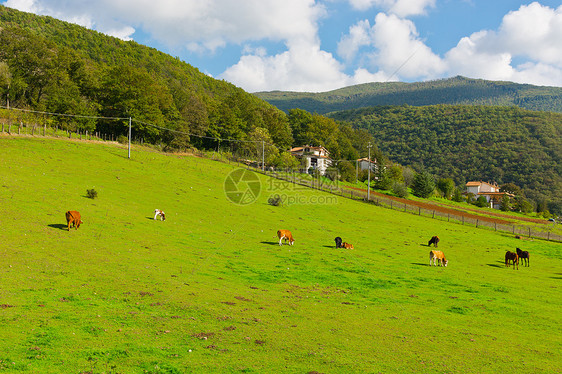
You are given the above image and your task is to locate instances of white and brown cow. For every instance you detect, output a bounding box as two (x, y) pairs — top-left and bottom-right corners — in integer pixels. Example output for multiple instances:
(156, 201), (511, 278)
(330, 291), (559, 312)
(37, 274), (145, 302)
(154, 209), (166, 221)
(277, 230), (294, 246)
(429, 250), (448, 267)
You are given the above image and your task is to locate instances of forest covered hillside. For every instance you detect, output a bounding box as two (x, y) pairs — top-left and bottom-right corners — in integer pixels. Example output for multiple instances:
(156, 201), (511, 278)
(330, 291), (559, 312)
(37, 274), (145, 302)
(0, 5), (374, 161)
(255, 76), (562, 114)
(0, 5), (292, 149)
(329, 105), (562, 213)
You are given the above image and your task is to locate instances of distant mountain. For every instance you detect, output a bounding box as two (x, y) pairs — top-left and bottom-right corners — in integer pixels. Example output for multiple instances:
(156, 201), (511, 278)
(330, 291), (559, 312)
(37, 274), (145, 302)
(254, 76), (562, 114)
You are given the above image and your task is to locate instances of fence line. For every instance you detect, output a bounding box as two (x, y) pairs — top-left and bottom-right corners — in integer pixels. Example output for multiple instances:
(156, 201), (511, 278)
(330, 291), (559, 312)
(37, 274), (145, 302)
(2, 125), (560, 243)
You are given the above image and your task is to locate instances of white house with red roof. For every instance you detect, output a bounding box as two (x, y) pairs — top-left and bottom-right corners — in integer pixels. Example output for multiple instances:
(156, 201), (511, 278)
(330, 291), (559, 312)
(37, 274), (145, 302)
(290, 145), (332, 175)
(465, 181), (513, 209)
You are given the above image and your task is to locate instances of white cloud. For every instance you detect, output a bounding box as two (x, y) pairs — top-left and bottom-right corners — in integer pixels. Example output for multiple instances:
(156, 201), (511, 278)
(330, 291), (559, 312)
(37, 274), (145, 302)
(496, 2), (562, 67)
(4, 0), (38, 13)
(2, 0), (326, 47)
(4, 0), (562, 90)
(347, 0), (436, 17)
(445, 32), (514, 81)
(221, 38), (352, 92)
(337, 19), (372, 62)
(337, 13), (445, 81)
(444, 3), (562, 86)
(369, 13), (445, 78)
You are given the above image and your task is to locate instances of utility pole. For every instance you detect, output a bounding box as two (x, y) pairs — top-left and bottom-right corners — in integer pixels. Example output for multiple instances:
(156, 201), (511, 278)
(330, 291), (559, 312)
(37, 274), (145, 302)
(128, 117), (132, 159)
(367, 142), (372, 201)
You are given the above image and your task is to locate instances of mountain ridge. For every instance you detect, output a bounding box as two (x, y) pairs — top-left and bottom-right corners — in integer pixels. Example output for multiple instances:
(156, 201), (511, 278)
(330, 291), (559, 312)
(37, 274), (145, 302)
(254, 76), (562, 114)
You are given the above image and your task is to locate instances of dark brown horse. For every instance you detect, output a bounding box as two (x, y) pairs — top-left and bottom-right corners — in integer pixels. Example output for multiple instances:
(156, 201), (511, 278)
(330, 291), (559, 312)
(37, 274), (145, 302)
(428, 236), (440, 247)
(505, 251), (519, 270)
(516, 248), (530, 267)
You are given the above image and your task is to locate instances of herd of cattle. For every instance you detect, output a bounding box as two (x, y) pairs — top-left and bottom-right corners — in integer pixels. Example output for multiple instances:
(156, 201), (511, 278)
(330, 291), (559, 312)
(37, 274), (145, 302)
(65, 211), (530, 269)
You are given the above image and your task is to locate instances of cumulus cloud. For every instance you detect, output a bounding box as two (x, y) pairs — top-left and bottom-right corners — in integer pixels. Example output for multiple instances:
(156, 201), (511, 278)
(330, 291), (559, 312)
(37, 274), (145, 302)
(347, 0), (436, 17)
(4, 0), (326, 49)
(337, 13), (445, 81)
(221, 38), (352, 92)
(4, 0), (562, 90)
(337, 19), (372, 62)
(445, 2), (562, 86)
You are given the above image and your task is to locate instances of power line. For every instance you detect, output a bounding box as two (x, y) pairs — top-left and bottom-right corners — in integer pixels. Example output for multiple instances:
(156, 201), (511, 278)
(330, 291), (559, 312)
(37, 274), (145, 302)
(0, 104), (127, 121)
(0, 105), (275, 147)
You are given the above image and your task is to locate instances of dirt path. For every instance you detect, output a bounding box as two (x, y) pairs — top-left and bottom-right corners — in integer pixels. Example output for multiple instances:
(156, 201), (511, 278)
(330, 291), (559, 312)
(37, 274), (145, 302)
(346, 186), (547, 226)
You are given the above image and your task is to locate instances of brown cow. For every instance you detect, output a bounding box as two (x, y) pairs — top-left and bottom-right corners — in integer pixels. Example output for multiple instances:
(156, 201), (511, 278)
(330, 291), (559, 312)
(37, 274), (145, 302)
(65, 211), (83, 231)
(429, 250), (448, 267)
(428, 236), (440, 247)
(342, 242), (354, 249)
(277, 230), (294, 246)
(505, 251), (519, 270)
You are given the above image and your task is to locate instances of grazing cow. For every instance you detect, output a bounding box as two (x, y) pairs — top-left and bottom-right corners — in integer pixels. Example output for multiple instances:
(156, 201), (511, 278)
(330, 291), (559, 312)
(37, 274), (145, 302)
(65, 211), (83, 231)
(277, 230), (294, 246)
(516, 247), (530, 267)
(429, 250), (448, 267)
(428, 236), (440, 247)
(154, 209), (166, 221)
(335, 237), (343, 248)
(505, 251), (519, 270)
(342, 242), (354, 249)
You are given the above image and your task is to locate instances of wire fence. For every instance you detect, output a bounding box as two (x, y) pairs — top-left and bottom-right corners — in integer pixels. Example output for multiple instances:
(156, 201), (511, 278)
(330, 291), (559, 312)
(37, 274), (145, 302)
(2, 110), (560, 243)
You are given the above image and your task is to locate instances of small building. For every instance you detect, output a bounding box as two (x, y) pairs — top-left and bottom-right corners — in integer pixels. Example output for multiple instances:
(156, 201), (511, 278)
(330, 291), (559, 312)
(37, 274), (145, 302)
(290, 145), (332, 175)
(356, 157), (377, 171)
(465, 181), (513, 209)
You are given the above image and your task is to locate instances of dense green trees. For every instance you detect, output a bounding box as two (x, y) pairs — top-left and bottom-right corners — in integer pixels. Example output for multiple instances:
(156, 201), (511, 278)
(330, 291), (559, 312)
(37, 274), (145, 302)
(0, 7), (294, 153)
(255, 76), (562, 114)
(330, 104), (562, 214)
(437, 178), (455, 199)
(0, 7), (381, 166)
(411, 171), (436, 198)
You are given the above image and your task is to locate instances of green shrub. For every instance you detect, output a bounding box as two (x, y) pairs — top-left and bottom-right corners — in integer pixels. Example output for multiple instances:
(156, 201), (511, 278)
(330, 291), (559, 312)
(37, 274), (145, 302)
(117, 135), (128, 144)
(392, 182), (409, 198)
(268, 194), (282, 206)
(86, 188), (98, 199)
(474, 195), (488, 207)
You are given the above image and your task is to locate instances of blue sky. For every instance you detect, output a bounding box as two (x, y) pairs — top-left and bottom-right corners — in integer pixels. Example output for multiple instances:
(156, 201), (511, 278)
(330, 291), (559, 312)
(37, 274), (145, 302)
(3, 0), (561, 92)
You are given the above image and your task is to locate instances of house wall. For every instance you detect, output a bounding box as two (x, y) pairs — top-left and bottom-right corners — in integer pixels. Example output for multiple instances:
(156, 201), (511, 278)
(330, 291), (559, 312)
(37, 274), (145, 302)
(479, 183), (498, 193)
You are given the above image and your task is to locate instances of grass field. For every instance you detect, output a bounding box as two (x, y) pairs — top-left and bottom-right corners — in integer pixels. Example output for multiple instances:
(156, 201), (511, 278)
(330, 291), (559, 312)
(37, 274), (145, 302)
(1, 136), (561, 373)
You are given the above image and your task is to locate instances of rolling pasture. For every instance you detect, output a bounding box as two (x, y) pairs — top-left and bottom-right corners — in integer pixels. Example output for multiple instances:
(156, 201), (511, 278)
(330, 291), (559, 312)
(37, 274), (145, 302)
(1, 136), (561, 373)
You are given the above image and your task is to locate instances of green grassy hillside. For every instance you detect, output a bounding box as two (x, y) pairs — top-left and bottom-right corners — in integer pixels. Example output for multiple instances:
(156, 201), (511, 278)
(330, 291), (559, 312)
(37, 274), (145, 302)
(1, 136), (561, 373)
(254, 76), (562, 114)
